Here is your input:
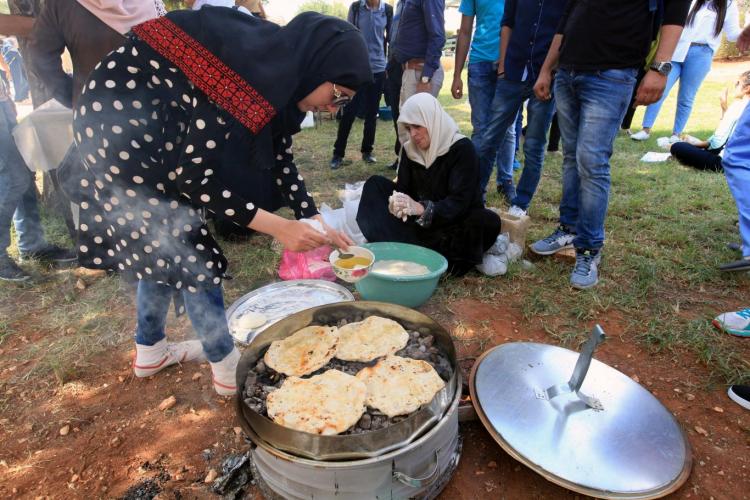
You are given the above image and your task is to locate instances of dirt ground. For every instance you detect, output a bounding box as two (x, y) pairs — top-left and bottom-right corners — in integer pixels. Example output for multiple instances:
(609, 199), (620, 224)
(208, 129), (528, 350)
(1, 292), (748, 500)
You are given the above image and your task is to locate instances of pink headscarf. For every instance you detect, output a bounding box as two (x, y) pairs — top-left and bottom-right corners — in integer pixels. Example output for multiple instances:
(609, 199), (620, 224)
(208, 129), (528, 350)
(75, 0), (165, 35)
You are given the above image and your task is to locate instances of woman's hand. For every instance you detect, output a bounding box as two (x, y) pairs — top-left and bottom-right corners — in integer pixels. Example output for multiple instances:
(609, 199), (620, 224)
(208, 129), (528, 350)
(390, 192), (424, 219)
(312, 214), (353, 250)
(274, 219), (330, 252)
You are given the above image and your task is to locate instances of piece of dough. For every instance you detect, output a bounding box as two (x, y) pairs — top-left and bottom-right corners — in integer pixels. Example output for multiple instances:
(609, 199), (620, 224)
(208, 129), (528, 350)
(264, 325), (339, 376)
(335, 316), (409, 362)
(356, 355), (445, 418)
(236, 312), (267, 330)
(371, 260), (430, 276)
(266, 369), (367, 435)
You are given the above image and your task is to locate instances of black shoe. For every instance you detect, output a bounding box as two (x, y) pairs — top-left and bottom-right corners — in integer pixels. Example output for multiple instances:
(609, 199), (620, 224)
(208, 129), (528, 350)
(330, 156), (343, 170)
(728, 385), (750, 410)
(496, 180), (516, 205)
(388, 160), (399, 170)
(718, 257), (750, 272)
(362, 153), (377, 164)
(727, 242), (742, 253)
(0, 256), (32, 282)
(19, 244), (77, 266)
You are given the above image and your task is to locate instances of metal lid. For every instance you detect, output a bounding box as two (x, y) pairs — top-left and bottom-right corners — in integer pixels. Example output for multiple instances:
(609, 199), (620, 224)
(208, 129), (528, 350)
(470, 326), (691, 499)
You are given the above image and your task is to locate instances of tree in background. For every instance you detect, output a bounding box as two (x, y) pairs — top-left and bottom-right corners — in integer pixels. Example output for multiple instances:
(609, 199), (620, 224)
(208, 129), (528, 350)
(296, 0), (347, 19)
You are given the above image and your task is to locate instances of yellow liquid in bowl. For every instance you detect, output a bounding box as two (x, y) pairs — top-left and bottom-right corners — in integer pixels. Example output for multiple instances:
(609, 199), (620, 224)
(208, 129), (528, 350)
(335, 256), (372, 269)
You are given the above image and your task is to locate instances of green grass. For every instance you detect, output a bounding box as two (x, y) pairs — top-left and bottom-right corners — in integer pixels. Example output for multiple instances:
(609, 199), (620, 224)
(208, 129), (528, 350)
(1, 67), (748, 389)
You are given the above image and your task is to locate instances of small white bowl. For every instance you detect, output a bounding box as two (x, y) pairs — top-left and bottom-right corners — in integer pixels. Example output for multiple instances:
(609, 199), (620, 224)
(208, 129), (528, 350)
(329, 246), (375, 283)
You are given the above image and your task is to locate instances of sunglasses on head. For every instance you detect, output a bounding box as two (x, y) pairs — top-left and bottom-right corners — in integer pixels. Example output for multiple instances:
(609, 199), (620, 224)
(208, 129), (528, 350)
(332, 84), (352, 107)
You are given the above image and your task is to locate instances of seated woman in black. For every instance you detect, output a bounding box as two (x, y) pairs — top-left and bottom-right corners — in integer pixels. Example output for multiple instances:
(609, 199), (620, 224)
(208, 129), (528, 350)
(357, 93), (501, 276)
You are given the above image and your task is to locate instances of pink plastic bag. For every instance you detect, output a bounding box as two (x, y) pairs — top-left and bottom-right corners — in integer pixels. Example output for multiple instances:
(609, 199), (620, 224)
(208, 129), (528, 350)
(278, 246), (336, 281)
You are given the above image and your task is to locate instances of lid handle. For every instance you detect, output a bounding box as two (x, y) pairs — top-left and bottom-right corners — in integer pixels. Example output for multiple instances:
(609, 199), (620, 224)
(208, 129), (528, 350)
(540, 324), (606, 410)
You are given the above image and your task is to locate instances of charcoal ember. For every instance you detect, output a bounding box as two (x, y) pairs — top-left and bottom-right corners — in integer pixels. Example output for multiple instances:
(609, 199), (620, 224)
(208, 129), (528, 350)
(410, 331), (420, 340)
(211, 451), (252, 498)
(420, 335), (434, 348)
(337, 318), (348, 327)
(371, 415), (387, 429)
(429, 346), (439, 354)
(419, 345), (427, 353)
(357, 413), (372, 430)
(255, 360), (266, 374)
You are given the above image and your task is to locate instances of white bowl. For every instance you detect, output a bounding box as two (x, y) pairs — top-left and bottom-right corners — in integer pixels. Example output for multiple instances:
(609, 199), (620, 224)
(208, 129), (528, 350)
(329, 246), (375, 283)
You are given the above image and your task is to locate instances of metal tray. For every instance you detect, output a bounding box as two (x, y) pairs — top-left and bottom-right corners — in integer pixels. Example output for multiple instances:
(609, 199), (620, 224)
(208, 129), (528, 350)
(235, 301), (458, 461)
(226, 280), (355, 344)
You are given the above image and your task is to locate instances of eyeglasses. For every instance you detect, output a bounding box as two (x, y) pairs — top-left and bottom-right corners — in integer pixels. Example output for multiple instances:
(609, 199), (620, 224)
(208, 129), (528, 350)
(332, 84), (352, 107)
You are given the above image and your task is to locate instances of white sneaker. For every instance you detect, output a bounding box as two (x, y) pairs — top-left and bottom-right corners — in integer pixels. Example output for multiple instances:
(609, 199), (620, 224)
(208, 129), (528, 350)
(507, 205), (527, 217)
(630, 130), (650, 141)
(476, 253), (508, 276)
(133, 339), (205, 377)
(210, 347), (241, 396)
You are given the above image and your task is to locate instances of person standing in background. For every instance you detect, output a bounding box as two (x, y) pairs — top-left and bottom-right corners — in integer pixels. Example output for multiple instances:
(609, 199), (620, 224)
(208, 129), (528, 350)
(385, 0), (405, 170)
(631, 0), (742, 144)
(717, 22), (750, 273)
(330, 0), (391, 170)
(1, 38), (29, 101)
(0, 14), (76, 282)
(451, 0), (517, 204)
(473, 0), (567, 212)
(390, 0), (446, 159)
(531, 0), (690, 289)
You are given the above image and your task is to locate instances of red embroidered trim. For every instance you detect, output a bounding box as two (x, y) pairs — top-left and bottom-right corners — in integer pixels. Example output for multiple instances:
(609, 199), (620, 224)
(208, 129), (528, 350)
(133, 17), (275, 134)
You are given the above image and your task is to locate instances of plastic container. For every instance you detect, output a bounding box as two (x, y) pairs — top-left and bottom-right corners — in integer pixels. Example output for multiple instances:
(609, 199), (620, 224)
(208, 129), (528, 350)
(378, 106), (393, 121)
(355, 242), (448, 308)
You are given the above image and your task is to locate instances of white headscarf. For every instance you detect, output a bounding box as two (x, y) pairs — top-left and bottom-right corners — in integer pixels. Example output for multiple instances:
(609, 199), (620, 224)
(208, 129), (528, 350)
(75, 1), (163, 35)
(397, 93), (465, 169)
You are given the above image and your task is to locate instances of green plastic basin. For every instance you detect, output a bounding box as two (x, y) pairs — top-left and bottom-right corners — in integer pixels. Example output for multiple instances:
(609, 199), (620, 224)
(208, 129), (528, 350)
(355, 242), (448, 308)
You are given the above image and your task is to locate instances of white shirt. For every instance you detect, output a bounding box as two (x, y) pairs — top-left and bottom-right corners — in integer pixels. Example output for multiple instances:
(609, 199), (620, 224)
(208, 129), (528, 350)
(672, 0), (742, 62)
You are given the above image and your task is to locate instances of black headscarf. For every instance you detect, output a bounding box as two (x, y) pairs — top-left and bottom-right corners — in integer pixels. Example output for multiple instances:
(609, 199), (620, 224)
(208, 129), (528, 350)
(153, 8), (373, 168)
(164, 8), (372, 126)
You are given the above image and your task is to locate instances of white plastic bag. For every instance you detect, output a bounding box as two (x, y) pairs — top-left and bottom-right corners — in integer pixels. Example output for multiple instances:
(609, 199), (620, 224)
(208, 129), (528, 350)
(300, 111), (315, 129)
(12, 99), (73, 172)
(319, 181), (367, 245)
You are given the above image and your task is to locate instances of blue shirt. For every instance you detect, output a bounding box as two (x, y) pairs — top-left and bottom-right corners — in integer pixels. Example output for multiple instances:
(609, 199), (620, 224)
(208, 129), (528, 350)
(349, 1), (389, 74)
(392, 0), (446, 79)
(723, 103), (750, 169)
(501, 0), (567, 82)
(459, 0), (505, 64)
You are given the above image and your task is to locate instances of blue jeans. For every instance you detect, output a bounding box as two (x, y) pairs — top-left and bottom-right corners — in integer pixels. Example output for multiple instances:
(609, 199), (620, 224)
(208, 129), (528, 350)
(555, 68), (637, 250)
(641, 44), (714, 134)
(0, 101), (46, 258)
(723, 108), (750, 258)
(135, 280), (235, 362)
(467, 62), (516, 190)
(476, 78), (556, 210)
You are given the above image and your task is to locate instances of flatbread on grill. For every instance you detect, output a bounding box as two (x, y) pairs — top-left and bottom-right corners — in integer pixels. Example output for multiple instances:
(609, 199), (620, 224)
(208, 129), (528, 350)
(335, 316), (409, 362)
(266, 369), (367, 435)
(264, 325), (339, 376)
(356, 355), (445, 418)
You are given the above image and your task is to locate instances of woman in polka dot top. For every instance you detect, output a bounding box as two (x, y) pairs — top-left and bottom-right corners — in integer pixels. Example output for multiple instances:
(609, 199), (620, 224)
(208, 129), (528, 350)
(71, 9), (372, 395)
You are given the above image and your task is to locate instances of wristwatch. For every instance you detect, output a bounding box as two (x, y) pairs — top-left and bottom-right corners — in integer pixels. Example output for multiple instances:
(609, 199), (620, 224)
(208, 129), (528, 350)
(649, 61), (672, 77)
(420, 75), (431, 84)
